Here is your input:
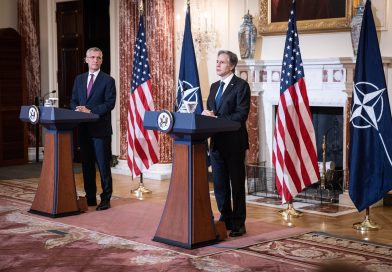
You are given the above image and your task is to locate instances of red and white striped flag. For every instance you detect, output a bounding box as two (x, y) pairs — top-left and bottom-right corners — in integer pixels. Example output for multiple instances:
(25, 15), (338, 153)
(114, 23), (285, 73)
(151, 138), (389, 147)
(272, 1), (320, 204)
(127, 14), (159, 177)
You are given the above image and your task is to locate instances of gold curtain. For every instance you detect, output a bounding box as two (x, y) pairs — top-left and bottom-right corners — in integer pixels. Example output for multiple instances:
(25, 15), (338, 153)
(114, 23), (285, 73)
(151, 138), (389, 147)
(119, 0), (175, 163)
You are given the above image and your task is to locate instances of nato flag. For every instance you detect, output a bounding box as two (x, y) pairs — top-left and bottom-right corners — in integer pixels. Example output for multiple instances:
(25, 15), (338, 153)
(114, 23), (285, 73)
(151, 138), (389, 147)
(349, 0), (392, 211)
(175, 4), (203, 114)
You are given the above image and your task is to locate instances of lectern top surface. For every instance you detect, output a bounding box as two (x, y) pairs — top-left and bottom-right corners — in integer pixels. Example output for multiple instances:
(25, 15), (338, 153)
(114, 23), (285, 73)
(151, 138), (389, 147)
(172, 112), (240, 133)
(38, 107), (99, 123)
(20, 106), (99, 130)
(143, 111), (240, 140)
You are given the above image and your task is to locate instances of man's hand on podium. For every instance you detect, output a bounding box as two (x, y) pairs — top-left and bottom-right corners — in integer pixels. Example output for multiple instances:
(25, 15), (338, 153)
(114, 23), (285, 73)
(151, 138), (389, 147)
(75, 106), (91, 113)
(202, 109), (217, 118)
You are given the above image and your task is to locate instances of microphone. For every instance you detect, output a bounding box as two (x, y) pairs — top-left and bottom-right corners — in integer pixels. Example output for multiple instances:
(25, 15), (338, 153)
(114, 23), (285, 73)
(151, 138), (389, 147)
(40, 90), (56, 106)
(43, 90), (56, 99)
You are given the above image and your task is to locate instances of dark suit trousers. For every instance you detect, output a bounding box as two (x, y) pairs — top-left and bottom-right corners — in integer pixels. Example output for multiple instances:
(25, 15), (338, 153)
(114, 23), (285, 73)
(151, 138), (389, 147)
(210, 149), (246, 229)
(79, 136), (113, 202)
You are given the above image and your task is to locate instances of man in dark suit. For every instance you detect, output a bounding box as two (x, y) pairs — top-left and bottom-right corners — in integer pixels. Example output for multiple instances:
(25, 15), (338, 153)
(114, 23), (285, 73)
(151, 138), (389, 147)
(202, 50), (250, 237)
(70, 47), (116, 211)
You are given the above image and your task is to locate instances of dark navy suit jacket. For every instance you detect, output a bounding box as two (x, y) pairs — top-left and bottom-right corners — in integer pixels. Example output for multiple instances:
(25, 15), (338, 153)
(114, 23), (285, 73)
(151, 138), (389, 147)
(70, 71), (116, 137)
(206, 74), (250, 153)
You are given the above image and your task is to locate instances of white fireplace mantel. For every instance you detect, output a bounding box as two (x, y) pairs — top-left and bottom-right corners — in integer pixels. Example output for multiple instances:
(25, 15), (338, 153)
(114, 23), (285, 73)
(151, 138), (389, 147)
(237, 57), (392, 172)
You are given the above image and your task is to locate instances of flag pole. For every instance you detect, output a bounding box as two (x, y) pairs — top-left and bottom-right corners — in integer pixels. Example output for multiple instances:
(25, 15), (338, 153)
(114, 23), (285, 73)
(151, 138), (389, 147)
(131, 173), (152, 199)
(279, 201), (303, 218)
(129, 0), (153, 199)
(353, 207), (380, 231)
(139, 0), (143, 14)
(320, 135), (327, 190)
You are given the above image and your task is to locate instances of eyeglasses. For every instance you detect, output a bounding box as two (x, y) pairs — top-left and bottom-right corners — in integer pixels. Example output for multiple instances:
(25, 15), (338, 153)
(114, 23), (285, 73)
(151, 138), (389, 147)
(216, 60), (229, 65)
(86, 56), (102, 61)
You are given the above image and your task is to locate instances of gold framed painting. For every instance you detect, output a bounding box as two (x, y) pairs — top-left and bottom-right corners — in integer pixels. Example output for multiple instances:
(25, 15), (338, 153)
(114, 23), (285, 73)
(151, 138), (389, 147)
(258, 0), (354, 35)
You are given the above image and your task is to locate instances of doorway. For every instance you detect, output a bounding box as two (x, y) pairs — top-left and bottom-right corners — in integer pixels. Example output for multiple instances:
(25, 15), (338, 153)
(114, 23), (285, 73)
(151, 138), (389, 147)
(56, 0), (110, 109)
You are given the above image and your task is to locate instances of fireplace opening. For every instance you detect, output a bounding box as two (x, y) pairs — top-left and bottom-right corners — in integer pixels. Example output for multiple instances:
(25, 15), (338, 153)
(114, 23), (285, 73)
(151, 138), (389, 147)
(312, 106), (343, 169)
(311, 106), (344, 194)
(247, 105), (345, 204)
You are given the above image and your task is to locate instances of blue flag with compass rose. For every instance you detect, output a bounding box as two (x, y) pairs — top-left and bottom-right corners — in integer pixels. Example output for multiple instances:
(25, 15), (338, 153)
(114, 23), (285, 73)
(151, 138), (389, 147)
(176, 3), (203, 114)
(349, 0), (392, 211)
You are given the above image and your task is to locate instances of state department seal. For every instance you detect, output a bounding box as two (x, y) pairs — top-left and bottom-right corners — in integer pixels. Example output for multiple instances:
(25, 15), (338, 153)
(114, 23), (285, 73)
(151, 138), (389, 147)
(28, 105), (40, 124)
(157, 110), (174, 133)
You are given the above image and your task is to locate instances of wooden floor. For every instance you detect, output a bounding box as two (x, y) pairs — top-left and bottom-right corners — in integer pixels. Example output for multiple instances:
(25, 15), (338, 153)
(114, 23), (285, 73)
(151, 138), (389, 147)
(75, 172), (392, 246)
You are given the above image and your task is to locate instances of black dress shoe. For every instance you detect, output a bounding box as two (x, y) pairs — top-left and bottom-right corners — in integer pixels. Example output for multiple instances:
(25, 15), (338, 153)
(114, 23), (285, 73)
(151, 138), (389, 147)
(229, 225), (246, 237)
(96, 200), (110, 211)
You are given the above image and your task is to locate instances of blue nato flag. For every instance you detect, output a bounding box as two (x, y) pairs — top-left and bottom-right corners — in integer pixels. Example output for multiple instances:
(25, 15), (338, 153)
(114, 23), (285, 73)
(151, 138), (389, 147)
(349, 0), (392, 211)
(175, 3), (203, 114)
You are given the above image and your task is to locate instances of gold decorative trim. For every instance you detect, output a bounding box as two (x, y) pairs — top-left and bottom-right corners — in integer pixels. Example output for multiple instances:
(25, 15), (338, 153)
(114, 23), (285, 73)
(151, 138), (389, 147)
(258, 0), (353, 35)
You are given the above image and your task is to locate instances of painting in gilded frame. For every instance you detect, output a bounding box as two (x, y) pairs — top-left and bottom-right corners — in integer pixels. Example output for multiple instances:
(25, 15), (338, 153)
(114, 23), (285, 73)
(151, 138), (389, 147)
(258, 0), (354, 35)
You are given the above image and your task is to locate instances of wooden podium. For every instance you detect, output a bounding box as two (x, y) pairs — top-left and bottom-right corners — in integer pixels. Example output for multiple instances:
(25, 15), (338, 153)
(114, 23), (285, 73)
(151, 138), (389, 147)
(144, 111), (240, 249)
(20, 106), (98, 217)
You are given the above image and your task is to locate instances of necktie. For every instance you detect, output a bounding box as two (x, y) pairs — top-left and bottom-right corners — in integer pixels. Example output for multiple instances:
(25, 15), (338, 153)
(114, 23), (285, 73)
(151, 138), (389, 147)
(87, 74), (94, 97)
(215, 81), (225, 109)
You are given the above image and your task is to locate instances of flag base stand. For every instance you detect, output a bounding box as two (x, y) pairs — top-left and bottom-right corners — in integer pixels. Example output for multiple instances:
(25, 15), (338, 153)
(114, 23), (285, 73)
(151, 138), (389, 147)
(131, 174), (152, 199)
(353, 208), (380, 231)
(279, 202), (303, 218)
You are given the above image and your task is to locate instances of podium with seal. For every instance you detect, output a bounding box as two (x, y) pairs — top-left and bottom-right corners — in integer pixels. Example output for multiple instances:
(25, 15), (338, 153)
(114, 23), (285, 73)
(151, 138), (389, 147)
(20, 106), (98, 217)
(144, 111), (240, 249)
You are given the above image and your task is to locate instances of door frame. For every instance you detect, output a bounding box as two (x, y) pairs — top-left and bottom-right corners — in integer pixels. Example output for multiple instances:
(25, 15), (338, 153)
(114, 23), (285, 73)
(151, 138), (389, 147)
(41, 0), (120, 156)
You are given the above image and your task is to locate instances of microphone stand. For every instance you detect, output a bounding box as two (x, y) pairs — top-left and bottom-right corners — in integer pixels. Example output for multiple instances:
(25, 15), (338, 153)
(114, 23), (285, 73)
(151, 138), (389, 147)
(42, 90), (57, 106)
(33, 90), (56, 162)
(34, 96), (40, 162)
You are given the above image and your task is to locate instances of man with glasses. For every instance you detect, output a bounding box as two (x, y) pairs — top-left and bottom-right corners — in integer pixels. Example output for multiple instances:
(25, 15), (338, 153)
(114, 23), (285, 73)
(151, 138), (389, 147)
(202, 50), (250, 237)
(70, 47), (116, 211)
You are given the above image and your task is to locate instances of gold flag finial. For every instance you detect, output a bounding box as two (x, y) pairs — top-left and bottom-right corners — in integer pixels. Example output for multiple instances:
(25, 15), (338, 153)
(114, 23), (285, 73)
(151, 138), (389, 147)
(139, 0), (144, 13)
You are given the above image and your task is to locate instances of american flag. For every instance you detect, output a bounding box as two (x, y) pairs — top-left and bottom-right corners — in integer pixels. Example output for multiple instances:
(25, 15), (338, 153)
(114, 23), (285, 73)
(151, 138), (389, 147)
(272, 1), (320, 204)
(127, 15), (159, 177)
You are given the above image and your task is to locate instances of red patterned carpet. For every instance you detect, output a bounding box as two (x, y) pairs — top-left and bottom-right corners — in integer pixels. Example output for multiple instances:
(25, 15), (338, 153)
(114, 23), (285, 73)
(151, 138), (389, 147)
(1, 178), (392, 271)
(241, 232), (392, 271)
